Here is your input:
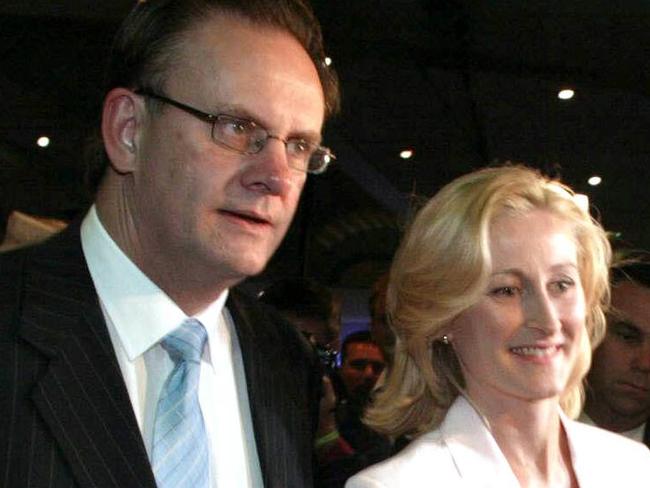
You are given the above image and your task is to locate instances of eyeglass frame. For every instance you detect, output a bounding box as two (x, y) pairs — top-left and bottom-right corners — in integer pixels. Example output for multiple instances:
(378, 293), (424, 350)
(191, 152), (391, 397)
(134, 88), (335, 174)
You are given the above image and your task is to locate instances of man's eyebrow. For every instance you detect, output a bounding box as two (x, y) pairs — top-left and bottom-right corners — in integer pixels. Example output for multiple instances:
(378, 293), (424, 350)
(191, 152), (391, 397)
(288, 129), (322, 144)
(216, 104), (323, 143)
(609, 319), (643, 337)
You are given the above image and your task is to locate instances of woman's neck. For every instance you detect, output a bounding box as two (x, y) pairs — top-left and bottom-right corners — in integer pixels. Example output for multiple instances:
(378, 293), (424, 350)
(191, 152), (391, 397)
(469, 394), (578, 488)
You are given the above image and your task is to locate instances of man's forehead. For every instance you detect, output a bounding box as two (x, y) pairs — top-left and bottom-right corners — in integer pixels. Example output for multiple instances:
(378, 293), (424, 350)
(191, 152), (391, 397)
(347, 342), (383, 358)
(611, 280), (650, 335)
(168, 12), (324, 131)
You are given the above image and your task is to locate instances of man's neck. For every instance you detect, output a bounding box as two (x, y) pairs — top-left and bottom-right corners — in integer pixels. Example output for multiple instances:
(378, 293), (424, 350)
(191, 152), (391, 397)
(583, 400), (647, 433)
(94, 198), (234, 315)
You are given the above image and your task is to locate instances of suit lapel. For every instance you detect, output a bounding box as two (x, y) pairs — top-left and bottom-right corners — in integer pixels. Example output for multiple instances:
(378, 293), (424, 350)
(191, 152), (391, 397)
(227, 289), (317, 488)
(227, 290), (278, 486)
(441, 397), (521, 487)
(17, 224), (156, 488)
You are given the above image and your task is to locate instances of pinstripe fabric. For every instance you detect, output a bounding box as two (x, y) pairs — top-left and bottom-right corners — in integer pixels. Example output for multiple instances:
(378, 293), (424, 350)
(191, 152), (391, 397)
(1, 223), (157, 488)
(152, 319), (209, 488)
(0, 222), (322, 488)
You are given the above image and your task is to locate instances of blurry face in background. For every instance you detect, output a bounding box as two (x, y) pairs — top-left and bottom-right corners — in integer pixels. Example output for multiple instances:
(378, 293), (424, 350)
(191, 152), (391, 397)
(586, 280), (650, 431)
(451, 210), (586, 411)
(340, 342), (386, 404)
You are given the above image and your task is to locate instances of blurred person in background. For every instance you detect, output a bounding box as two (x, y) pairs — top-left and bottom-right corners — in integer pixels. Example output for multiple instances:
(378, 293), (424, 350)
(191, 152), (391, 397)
(582, 259), (650, 447)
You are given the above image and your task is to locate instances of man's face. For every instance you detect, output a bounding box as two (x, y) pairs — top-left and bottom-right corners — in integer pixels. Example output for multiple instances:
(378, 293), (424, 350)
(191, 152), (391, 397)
(129, 14), (325, 290)
(340, 341), (386, 404)
(587, 280), (650, 430)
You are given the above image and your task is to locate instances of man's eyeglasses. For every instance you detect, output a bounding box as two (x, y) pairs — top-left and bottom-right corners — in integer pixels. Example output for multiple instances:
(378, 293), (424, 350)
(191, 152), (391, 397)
(135, 89), (335, 174)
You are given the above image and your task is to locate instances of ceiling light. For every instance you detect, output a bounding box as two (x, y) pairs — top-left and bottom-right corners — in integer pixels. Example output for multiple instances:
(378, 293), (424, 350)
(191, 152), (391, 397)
(558, 89), (574, 100)
(399, 149), (414, 160)
(587, 175), (602, 186)
(37, 136), (50, 148)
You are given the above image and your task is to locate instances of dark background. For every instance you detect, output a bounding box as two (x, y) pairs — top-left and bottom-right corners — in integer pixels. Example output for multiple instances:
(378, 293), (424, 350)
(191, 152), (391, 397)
(2, 1), (650, 293)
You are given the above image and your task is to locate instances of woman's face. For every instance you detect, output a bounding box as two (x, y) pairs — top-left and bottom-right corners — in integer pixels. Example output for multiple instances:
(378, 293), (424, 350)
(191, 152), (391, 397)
(450, 209), (587, 409)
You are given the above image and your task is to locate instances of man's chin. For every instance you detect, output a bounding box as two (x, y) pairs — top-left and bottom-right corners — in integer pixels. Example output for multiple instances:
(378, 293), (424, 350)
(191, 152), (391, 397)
(217, 249), (274, 280)
(350, 388), (373, 407)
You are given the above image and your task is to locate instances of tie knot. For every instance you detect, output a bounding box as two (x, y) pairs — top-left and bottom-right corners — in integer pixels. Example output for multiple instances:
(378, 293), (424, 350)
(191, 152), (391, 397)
(162, 318), (207, 364)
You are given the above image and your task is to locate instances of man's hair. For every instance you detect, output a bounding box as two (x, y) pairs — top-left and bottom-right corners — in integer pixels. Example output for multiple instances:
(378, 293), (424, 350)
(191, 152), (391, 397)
(611, 258), (650, 289)
(341, 330), (378, 363)
(86, 0), (340, 193)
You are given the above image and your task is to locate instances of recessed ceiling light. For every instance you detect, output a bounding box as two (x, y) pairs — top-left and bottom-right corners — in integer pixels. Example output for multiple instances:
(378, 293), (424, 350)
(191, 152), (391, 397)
(558, 89), (575, 100)
(587, 175), (602, 186)
(399, 149), (414, 160)
(37, 136), (50, 148)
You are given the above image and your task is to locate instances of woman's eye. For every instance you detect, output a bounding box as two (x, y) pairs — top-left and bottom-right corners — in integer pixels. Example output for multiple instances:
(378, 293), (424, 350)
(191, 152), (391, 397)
(491, 286), (519, 297)
(551, 279), (574, 293)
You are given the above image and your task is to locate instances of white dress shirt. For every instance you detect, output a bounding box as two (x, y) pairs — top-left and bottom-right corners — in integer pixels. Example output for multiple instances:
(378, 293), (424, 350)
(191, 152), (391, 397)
(80, 206), (263, 487)
(346, 396), (650, 487)
(579, 411), (646, 444)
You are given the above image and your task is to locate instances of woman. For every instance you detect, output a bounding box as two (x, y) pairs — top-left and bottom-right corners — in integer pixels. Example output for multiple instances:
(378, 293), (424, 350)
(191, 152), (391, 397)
(346, 166), (650, 487)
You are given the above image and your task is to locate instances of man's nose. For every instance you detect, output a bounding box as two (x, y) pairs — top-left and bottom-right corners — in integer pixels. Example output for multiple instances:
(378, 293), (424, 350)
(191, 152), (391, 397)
(241, 138), (295, 196)
(632, 341), (650, 372)
(363, 364), (376, 378)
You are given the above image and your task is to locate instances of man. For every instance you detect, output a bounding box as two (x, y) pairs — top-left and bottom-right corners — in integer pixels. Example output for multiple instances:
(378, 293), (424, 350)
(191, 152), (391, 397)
(582, 261), (650, 447)
(335, 332), (390, 462)
(339, 332), (386, 408)
(0, 1), (339, 487)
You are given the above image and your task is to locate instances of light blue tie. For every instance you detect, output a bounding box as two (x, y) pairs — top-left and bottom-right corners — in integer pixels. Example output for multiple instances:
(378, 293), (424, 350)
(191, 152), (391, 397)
(152, 318), (209, 488)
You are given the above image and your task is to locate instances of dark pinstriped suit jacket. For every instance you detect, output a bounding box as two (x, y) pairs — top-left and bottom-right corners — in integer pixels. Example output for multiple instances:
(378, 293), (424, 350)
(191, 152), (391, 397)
(0, 222), (321, 488)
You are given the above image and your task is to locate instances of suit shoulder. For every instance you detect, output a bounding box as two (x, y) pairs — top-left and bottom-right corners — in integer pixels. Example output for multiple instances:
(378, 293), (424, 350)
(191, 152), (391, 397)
(346, 430), (458, 488)
(569, 418), (650, 453)
(0, 246), (28, 281)
(228, 287), (317, 362)
(567, 419), (650, 480)
(0, 247), (29, 331)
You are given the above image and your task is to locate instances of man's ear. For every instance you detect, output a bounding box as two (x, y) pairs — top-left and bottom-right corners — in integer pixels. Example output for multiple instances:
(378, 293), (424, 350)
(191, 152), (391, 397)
(101, 87), (142, 174)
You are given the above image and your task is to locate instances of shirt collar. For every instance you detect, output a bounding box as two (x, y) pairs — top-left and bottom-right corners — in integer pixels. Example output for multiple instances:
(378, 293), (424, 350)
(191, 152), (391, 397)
(80, 205), (228, 361)
(578, 411), (646, 443)
(439, 396), (521, 486)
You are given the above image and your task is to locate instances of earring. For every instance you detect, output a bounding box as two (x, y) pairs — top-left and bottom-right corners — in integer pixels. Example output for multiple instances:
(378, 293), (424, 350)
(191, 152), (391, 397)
(441, 335), (450, 345)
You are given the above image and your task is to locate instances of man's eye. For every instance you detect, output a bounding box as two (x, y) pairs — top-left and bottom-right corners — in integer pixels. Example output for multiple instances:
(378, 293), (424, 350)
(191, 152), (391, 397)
(612, 322), (642, 343)
(225, 120), (249, 135)
(290, 139), (312, 154)
(350, 361), (366, 370)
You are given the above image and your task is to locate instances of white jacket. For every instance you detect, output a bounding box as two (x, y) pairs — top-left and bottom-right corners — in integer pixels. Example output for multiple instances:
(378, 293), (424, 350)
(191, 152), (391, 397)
(346, 396), (650, 487)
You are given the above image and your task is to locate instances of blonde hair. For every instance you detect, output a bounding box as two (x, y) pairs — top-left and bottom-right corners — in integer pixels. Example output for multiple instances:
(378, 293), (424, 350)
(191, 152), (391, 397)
(366, 165), (611, 438)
